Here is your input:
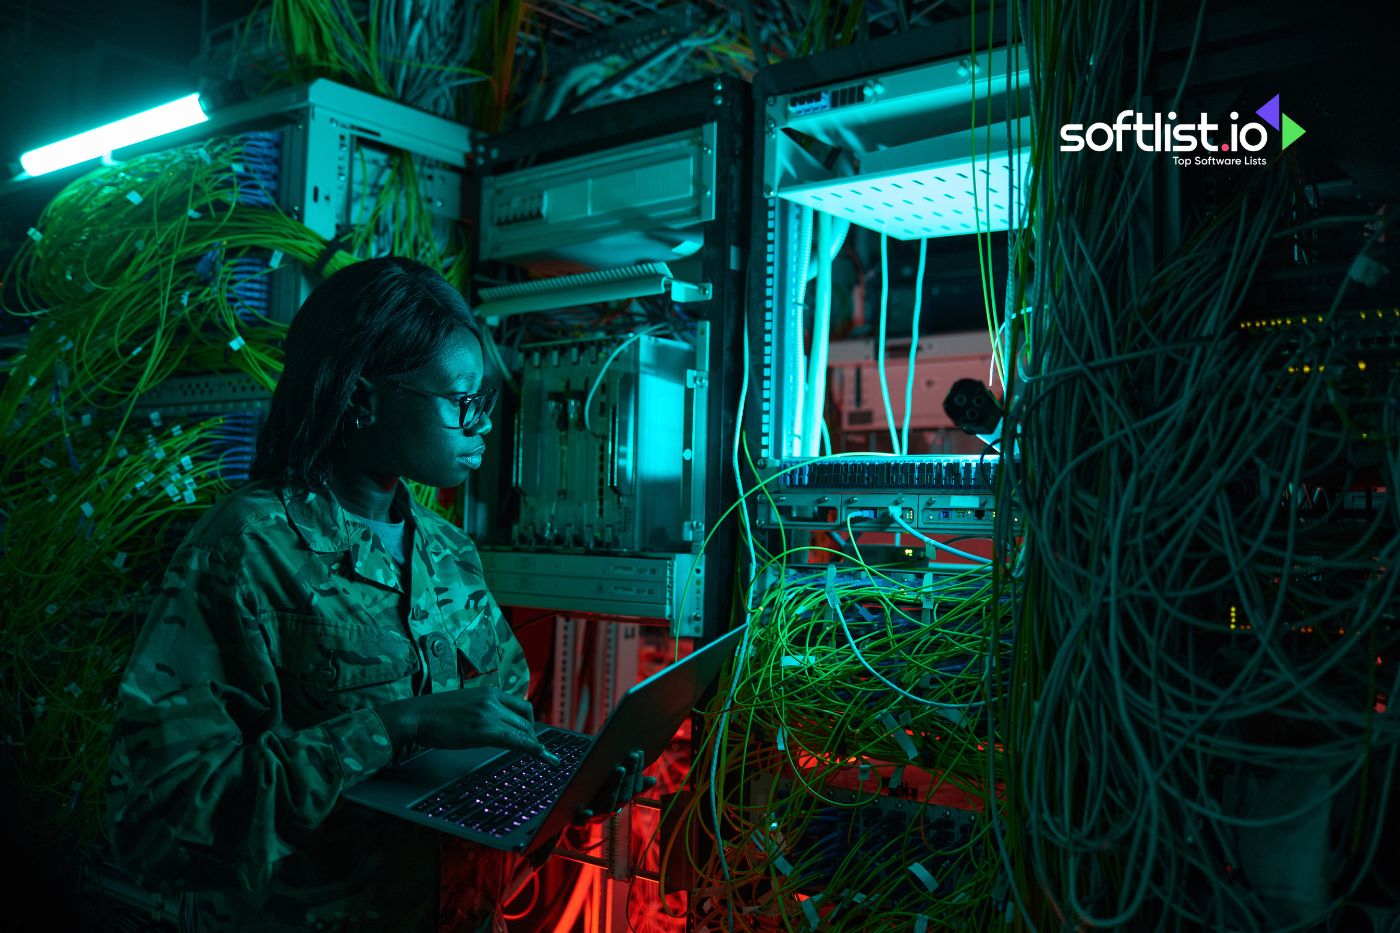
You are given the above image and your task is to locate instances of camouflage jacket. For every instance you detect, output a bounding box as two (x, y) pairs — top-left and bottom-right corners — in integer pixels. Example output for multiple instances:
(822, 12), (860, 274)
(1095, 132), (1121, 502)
(106, 481), (530, 932)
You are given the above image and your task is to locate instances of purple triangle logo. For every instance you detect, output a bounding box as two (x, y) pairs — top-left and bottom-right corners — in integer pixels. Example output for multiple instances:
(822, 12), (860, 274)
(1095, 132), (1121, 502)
(1256, 94), (1281, 131)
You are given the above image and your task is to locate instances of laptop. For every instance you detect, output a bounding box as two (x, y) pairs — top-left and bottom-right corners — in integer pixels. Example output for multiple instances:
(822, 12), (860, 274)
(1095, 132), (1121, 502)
(344, 624), (747, 856)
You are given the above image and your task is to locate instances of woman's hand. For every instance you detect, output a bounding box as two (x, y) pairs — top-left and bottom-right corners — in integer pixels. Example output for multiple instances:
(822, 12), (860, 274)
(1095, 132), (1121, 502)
(376, 687), (558, 762)
(572, 749), (658, 825)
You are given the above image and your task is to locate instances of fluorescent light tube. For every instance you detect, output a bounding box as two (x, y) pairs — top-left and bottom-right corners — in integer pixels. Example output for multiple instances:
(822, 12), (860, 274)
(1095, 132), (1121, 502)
(20, 93), (208, 177)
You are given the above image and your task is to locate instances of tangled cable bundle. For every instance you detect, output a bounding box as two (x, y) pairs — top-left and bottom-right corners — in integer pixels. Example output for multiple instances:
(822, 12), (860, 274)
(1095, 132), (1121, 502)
(1000, 2), (1400, 929)
(0, 135), (357, 844)
(645, 441), (1018, 931)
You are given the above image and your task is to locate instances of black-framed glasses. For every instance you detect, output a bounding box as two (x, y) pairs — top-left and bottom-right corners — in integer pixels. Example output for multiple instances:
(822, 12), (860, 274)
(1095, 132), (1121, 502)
(385, 381), (499, 431)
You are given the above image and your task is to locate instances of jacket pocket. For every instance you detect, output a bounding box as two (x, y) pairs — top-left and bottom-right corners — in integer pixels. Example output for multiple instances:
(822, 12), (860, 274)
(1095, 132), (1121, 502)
(453, 609), (502, 679)
(276, 613), (417, 700)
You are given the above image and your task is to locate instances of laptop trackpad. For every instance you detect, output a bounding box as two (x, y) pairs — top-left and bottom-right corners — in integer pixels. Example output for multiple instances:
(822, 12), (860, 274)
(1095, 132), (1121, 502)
(360, 745), (514, 807)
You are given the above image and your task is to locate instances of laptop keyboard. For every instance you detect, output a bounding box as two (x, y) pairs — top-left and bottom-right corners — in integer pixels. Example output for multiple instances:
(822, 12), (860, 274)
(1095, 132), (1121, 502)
(409, 729), (592, 837)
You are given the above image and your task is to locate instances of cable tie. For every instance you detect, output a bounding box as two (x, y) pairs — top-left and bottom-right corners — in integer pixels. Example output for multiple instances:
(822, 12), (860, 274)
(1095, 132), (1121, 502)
(26, 374), (37, 387)
(183, 489), (197, 504)
(45, 605), (57, 616)
(59, 336), (75, 351)
(773, 854), (794, 876)
(180, 455), (194, 470)
(113, 551), (127, 569)
(65, 682), (82, 697)
(889, 764), (905, 789)
(268, 249), (283, 270)
(852, 892), (867, 905)
(880, 711), (919, 760)
(197, 148), (211, 164)
(915, 916), (929, 933)
(823, 563), (841, 617)
(27, 227), (43, 243)
(164, 483), (179, 500)
(907, 862), (938, 892)
(47, 493), (57, 503)
(858, 761), (870, 782)
(129, 344), (143, 357)
(780, 655), (817, 668)
(126, 191), (143, 205)
(79, 501), (94, 519)
(149, 411), (162, 426)
(187, 209), (202, 219)
(776, 727), (786, 751)
(180, 291), (190, 307)
(171, 424), (183, 436)
(936, 706), (966, 727)
(39, 457), (56, 469)
(231, 161), (244, 173)
(134, 239), (145, 251)
(228, 336), (246, 352)
(311, 234), (349, 278)
(82, 281), (95, 293)
(799, 893), (821, 930)
(80, 413), (92, 427)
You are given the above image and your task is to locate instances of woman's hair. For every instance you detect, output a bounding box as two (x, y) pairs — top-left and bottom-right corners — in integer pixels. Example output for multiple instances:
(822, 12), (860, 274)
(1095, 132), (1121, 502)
(250, 256), (486, 488)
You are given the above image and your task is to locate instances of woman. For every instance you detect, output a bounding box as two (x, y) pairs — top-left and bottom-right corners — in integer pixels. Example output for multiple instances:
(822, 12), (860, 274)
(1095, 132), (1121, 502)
(106, 257), (648, 932)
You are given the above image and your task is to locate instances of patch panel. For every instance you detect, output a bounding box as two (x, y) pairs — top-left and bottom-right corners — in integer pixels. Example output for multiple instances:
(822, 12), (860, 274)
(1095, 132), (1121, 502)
(756, 455), (1016, 536)
(784, 84), (869, 117)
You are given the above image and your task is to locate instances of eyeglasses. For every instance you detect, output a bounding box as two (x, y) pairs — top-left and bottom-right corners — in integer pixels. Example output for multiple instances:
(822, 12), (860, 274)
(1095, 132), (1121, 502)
(385, 381), (499, 431)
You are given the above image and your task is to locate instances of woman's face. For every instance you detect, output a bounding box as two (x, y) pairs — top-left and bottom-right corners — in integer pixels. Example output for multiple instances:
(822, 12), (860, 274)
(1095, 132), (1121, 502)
(364, 325), (493, 488)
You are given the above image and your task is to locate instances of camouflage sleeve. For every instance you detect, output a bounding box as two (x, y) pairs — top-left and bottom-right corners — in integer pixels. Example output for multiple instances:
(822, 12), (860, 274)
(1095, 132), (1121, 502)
(105, 541), (395, 894)
(485, 584), (530, 700)
(454, 536), (531, 700)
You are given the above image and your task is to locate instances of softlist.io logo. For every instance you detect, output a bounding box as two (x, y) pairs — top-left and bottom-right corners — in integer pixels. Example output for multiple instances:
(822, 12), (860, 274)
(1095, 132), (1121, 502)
(1254, 94), (1306, 150)
(1059, 94), (1306, 166)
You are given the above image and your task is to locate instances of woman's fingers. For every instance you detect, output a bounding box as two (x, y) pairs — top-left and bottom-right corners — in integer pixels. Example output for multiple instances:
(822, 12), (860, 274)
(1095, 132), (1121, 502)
(496, 709), (535, 738)
(497, 692), (535, 720)
(611, 766), (626, 811)
(630, 750), (645, 800)
(490, 728), (550, 757)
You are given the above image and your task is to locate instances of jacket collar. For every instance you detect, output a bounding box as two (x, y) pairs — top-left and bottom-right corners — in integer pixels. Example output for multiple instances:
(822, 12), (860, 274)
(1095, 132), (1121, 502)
(279, 482), (424, 551)
(280, 483), (427, 593)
